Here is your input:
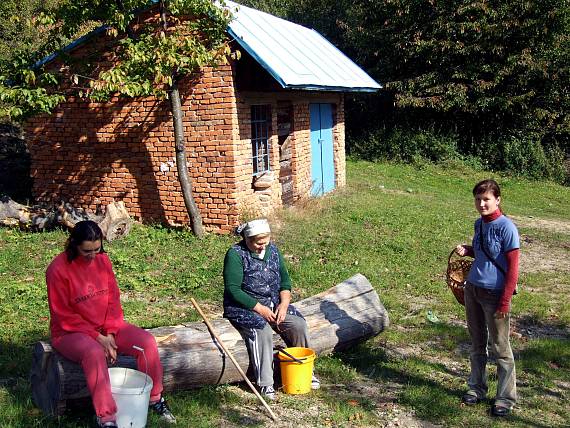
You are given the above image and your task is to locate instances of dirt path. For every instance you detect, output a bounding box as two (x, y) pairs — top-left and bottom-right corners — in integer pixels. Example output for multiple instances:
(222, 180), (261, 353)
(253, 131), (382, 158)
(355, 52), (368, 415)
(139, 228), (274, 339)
(511, 215), (570, 235)
(511, 215), (570, 274)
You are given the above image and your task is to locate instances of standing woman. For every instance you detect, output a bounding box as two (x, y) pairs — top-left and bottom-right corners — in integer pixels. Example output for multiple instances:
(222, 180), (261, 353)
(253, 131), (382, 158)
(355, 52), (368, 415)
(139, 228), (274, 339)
(223, 219), (320, 400)
(456, 179), (519, 417)
(46, 221), (176, 427)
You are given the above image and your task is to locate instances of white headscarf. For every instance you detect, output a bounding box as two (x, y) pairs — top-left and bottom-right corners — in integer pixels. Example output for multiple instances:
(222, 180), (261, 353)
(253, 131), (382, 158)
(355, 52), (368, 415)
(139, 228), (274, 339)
(239, 219), (271, 238)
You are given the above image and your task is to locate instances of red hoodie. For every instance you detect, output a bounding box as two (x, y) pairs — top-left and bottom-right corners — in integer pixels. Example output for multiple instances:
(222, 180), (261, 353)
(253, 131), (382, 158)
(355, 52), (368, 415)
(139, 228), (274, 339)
(46, 252), (124, 340)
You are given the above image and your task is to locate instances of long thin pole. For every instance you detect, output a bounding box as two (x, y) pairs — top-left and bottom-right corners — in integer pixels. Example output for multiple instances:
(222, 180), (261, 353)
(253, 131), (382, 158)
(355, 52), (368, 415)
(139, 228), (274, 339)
(190, 298), (277, 421)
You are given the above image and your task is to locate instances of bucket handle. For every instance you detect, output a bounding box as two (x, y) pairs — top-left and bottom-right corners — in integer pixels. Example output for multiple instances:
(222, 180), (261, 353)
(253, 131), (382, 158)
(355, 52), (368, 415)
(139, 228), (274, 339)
(132, 345), (149, 395)
(278, 348), (306, 364)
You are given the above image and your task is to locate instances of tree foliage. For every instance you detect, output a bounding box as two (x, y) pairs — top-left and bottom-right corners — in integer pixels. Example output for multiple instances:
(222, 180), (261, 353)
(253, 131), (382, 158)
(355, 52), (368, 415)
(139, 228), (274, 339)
(0, 0), (66, 120)
(244, 0), (570, 182)
(1, 0), (234, 234)
(0, 0), (233, 118)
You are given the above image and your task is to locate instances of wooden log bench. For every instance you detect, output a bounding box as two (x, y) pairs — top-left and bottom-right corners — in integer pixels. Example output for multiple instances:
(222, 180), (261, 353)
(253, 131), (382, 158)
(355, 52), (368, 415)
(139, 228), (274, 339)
(30, 273), (389, 416)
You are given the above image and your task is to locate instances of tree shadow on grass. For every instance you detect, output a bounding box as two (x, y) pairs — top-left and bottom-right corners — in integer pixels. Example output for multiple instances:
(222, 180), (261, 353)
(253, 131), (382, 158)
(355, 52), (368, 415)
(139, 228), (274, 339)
(333, 341), (465, 421)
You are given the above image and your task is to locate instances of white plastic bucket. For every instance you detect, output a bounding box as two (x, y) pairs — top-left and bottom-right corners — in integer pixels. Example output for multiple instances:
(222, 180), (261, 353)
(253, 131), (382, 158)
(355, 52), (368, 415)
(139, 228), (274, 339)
(108, 367), (153, 428)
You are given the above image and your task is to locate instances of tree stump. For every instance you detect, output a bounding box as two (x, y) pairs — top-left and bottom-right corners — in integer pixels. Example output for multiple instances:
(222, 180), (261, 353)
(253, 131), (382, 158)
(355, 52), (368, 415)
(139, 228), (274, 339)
(30, 273), (389, 416)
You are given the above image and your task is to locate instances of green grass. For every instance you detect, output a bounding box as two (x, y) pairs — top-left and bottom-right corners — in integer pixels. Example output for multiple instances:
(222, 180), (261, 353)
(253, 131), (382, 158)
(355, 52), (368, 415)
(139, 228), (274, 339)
(1, 159), (569, 427)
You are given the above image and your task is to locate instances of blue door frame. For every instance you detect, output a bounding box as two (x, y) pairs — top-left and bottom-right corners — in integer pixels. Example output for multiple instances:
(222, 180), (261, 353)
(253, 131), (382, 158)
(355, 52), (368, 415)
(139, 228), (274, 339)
(310, 103), (335, 196)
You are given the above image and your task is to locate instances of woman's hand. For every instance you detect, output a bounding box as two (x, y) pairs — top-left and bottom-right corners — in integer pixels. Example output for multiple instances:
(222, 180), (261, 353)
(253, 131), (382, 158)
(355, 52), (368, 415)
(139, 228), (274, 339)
(275, 301), (289, 325)
(275, 290), (291, 325)
(97, 333), (118, 364)
(456, 244), (470, 257)
(253, 303), (276, 323)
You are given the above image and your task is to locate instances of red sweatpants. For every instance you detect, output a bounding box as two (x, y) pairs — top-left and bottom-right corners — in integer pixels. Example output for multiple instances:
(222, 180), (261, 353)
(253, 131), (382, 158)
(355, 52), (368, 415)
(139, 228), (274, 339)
(52, 323), (164, 422)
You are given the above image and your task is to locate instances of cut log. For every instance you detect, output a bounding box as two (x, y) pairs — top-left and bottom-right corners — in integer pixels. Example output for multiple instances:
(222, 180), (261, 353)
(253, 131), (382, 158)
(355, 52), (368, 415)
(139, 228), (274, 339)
(30, 273), (389, 416)
(0, 195), (32, 226)
(97, 201), (132, 242)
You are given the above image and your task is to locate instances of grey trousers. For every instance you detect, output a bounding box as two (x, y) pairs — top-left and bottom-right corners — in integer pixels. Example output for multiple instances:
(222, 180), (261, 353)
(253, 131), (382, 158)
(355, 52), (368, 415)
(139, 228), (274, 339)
(236, 314), (310, 387)
(464, 282), (517, 408)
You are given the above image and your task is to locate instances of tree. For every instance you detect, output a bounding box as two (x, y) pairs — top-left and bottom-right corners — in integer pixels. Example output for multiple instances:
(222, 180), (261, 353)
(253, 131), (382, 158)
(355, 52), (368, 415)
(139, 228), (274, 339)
(1, 0), (234, 236)
(243, 0), (569, 182)
(0, 0), (66, 120)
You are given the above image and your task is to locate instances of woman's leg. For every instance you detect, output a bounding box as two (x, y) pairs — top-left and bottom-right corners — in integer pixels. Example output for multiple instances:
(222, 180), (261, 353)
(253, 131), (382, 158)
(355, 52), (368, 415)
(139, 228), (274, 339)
(482, 307), (516, 408)
(52, 333), (116, 423)
(114, 323), (164, 402)
(464, 284), (489, 399)
(235, 323), (274, 387)
(275, 314), (310, 348)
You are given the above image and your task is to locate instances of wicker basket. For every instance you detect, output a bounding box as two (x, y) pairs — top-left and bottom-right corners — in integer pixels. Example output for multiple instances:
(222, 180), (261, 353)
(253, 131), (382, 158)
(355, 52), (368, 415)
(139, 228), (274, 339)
(446, 249), (473, 306)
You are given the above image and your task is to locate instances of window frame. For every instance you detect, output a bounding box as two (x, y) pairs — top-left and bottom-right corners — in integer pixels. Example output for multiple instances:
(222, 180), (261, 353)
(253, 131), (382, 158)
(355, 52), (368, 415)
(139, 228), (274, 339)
(250, 104), (272, 176)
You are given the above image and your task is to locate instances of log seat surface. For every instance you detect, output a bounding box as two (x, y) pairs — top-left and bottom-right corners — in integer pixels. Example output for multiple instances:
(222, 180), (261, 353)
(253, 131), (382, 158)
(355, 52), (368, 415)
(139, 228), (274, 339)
(30, 273), (389, 416)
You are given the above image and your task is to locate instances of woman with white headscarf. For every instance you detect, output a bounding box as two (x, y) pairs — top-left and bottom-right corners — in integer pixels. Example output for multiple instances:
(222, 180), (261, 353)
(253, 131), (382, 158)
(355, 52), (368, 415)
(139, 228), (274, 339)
(223, 219), (319, 400)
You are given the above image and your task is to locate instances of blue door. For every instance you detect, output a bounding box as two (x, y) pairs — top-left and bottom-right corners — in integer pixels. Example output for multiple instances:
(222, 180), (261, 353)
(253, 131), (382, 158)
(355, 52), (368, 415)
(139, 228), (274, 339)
(310, 103), (335, 196)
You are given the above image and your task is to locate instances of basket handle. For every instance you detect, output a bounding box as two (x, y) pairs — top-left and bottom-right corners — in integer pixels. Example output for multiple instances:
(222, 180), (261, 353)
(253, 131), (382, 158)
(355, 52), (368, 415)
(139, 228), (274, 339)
(448, 248), (458, 264)
(449, 247), (473, 264)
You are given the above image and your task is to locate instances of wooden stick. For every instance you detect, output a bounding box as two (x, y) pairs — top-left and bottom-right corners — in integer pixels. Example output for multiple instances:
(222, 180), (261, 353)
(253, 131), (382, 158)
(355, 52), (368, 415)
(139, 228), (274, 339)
(190, 297), (278, 421)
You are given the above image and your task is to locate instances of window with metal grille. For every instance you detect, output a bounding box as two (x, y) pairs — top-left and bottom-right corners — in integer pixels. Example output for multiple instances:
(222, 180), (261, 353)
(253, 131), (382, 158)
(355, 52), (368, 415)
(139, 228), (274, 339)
(251, 105), (271, 175)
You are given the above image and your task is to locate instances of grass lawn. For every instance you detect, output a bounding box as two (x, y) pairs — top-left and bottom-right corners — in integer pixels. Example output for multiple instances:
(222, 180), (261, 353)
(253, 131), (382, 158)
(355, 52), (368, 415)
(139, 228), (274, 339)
(1, 159), (569, 427)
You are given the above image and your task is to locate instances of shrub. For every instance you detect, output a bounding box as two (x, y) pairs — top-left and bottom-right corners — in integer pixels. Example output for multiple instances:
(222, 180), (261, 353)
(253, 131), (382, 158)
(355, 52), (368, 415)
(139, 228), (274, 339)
(351, 126), (460, 164)
(502, 135), (566, 182)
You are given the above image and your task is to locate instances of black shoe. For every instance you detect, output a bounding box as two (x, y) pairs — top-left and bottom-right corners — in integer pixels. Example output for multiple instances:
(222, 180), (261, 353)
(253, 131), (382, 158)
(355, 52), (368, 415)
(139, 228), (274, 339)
(96, 418), (118, 428)
(149, 396), (177, 424)
(462, 393), (480, 405)
(491, 405), (510, 417)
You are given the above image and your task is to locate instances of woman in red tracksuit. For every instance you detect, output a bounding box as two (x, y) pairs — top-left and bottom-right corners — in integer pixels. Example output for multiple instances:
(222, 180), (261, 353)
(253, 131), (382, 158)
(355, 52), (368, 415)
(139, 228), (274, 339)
(46, 221), (175, 427)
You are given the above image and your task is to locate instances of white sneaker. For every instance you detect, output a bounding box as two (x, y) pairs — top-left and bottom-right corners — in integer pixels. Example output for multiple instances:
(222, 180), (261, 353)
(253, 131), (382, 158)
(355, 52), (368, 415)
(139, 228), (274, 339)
(311, 375), (321, 390)
(260, 385), (277, 400)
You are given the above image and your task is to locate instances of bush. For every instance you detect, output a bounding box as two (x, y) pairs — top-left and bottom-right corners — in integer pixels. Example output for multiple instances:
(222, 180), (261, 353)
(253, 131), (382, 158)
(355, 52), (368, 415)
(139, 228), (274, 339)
(350, 125), (569, 184)
(502, 135), (567, 182)
(351, 126), (460, 164)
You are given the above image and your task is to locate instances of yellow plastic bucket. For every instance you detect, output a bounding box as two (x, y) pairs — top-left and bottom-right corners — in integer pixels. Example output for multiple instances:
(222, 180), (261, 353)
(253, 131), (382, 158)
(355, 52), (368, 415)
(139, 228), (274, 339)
(277, 347), (316, 395)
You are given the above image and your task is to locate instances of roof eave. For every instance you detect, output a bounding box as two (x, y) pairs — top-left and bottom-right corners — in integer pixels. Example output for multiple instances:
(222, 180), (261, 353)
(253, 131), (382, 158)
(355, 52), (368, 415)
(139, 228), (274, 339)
(282, 84), (381, 93)
(228, 27), (288, 88)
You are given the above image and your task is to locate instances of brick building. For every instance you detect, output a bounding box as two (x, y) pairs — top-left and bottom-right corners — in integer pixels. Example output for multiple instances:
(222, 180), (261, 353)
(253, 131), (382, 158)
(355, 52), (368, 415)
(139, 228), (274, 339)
(25, 2), (379, 234)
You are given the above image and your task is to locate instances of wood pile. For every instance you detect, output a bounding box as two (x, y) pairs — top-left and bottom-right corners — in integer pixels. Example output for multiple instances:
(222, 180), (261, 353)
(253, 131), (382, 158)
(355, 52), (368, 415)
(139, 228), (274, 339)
(0, 196), (132, 241)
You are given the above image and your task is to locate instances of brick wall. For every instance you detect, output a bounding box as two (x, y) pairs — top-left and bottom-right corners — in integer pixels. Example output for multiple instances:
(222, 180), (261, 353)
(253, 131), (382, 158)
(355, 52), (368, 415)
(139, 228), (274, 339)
(333, 95), (346, 188)
(231, 91), (346, 213)
(24, 20), (347, 234)
(25, 65), (240, 234)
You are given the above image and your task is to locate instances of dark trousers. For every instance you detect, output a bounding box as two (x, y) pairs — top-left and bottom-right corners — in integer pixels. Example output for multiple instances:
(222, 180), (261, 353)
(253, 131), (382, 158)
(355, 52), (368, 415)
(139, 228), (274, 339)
(464, 283), (516, 408)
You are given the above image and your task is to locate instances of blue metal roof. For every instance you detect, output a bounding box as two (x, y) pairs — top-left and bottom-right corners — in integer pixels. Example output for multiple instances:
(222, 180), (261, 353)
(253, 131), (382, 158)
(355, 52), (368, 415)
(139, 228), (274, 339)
(225, 1), (381, 92)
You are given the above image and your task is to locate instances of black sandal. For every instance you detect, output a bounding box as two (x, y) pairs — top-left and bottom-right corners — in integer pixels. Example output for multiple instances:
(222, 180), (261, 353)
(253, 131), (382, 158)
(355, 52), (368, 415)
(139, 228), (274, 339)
(491, 405), (510, 417)
(462, 393), (480, 405)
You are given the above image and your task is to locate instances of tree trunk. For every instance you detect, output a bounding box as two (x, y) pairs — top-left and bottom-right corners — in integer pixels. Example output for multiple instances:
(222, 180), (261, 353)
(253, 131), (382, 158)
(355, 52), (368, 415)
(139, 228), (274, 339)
(30, 274), (389, 416)
(168, 78), (204, 237)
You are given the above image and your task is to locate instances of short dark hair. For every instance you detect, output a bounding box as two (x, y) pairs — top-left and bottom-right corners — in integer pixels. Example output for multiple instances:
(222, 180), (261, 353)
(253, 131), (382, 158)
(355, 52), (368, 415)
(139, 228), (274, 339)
(65, 220), (105, 261)
(472, 179), (501, 198)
